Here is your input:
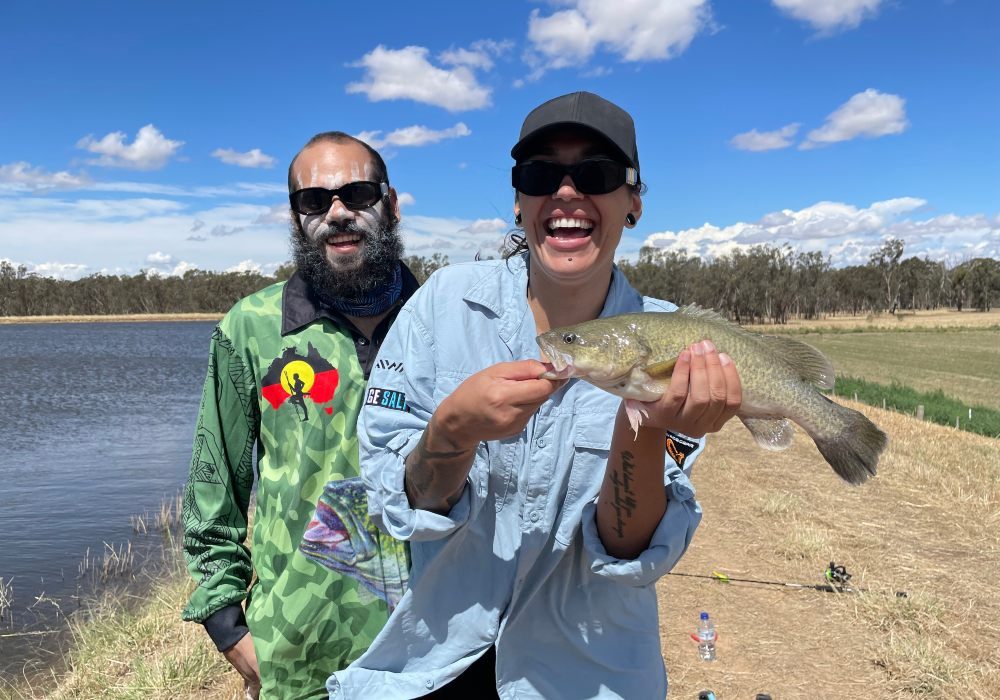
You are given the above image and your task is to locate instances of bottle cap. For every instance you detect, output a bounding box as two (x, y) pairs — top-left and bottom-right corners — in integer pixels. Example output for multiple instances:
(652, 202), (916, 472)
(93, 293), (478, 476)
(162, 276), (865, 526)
(700, 611), (709, 620)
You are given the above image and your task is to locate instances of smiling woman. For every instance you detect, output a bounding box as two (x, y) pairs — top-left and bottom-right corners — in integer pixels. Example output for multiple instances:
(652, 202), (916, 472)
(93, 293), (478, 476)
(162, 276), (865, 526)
(328, 92), (743, 700)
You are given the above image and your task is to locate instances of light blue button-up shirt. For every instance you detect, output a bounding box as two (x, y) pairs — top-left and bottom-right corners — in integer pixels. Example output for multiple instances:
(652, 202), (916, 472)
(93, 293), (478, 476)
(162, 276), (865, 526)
(329, 256), (704, 699)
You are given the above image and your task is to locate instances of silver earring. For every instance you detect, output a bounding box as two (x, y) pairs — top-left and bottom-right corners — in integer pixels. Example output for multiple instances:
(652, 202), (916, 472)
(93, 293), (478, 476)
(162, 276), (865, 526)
(625, 213), (636, 226)
(515, 212), (522, 226)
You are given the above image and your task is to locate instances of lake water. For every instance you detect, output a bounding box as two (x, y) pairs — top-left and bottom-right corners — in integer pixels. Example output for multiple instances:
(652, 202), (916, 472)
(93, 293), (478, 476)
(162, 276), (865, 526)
(0, 320), (217, 678)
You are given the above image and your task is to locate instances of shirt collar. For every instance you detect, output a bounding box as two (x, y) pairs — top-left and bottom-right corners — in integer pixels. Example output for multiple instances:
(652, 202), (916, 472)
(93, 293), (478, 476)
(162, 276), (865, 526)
(280, 262), (420, 336)
(461, 254), (644, 343)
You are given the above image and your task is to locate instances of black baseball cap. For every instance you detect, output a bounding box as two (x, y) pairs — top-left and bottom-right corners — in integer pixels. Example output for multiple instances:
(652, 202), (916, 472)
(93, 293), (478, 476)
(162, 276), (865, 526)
(511, 91), (640, 175)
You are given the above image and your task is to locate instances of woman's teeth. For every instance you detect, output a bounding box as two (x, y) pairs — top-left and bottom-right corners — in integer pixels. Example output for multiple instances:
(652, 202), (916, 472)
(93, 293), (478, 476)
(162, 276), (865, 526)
(546, 217), (594, 235)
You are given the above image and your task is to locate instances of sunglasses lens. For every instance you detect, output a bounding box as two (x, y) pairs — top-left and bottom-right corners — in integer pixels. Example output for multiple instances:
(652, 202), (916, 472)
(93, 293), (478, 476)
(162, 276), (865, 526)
(512, 160), (628, 196)
(512, 162), (563, 196)
(291, 189), (331, 215)
(290, 182), (383, 215)
(573, 160), (625, 195)
(339, 182), (381, 209)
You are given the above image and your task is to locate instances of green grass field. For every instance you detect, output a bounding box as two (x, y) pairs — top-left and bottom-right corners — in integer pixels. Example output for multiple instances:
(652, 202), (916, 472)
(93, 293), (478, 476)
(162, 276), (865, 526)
(796, 328), (1000, 412)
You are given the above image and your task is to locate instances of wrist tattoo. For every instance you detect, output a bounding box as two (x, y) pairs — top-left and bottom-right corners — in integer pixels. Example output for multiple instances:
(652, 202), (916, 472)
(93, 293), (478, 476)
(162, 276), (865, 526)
(610, 450), (638, 538)
(404, 427), (475, 506)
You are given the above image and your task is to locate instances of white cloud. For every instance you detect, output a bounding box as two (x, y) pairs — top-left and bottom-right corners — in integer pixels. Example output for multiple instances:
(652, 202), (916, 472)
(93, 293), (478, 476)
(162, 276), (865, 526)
(0, 162), (90, 191)
(252, 204), (291, 225)
(0, 196), (186, 220)
(145, 251), (173, 265)
(396, 192), (416, 209)
(210, 224), (245, 237)
(525, 0), (712, 76)
(347, 45), (492, 111)
(29, 261), (91, 279)
(76, 124), (184, 170)
(801, 89), (908, 149)
(730, 123), (800, 152)
(227, 259), (262, 274)
(0, 201), (287, 279)
(145, 260), (198, 278)
(402, 215), (510, 257)
(211, 148), (277, 168)
(641, 197), (1000, 265)
(438, 40), (512, 71)
(356, 123), (471, 150)
(772, 0), (884, 32)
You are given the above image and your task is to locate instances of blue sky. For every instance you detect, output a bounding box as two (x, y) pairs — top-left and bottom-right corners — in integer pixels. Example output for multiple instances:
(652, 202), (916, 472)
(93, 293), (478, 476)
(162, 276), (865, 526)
(1, 0), (997, 279)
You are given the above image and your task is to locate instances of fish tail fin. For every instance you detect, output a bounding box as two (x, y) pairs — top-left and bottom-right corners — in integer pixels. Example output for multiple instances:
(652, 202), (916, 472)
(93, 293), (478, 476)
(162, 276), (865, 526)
(812, 402), (888, 485)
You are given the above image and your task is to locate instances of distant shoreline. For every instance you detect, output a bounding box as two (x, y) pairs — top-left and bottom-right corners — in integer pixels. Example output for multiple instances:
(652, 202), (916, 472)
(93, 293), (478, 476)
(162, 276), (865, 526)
(0, 313), (223, 325)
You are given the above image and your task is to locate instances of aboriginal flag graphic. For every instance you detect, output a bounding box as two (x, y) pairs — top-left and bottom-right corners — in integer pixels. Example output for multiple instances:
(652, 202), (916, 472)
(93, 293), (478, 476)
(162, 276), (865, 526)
(261, 344), (340, 420)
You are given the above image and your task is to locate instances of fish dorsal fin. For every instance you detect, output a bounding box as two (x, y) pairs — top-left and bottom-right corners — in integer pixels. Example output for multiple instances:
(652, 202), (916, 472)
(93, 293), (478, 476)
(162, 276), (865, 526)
(676, 305), (835, 390)
(676, 304), (738, 327)
(759, 335), (835, 389)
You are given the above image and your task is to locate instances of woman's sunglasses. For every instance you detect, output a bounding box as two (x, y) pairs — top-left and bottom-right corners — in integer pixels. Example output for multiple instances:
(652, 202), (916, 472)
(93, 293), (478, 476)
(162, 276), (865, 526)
(289, 181), (389, 216)
(511, 158), (639, 196)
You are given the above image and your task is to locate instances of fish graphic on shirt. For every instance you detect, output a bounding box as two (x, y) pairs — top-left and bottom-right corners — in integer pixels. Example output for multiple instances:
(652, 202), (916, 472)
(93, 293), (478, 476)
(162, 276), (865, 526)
(299, 476), (409, 608)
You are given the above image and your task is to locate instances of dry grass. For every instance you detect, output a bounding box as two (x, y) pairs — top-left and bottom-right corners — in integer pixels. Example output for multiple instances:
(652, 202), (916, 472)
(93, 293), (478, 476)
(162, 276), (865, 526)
(1, 559), (243, 700)
(659, 401), (1000, 699)
(748, 308), (1000, 332)
(0, 313), (221, 325)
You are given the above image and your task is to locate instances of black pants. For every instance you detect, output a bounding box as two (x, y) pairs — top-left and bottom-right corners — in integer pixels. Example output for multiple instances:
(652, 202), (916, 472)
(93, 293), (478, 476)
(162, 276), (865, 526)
(422, 646), (499, 699)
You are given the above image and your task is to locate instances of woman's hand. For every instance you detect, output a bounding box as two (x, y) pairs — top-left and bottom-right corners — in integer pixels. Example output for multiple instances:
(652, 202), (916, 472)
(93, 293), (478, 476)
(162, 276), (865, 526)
(405, 359), (564, 512)
(433, 359), (565, 449)
(635, 339), (742, 438)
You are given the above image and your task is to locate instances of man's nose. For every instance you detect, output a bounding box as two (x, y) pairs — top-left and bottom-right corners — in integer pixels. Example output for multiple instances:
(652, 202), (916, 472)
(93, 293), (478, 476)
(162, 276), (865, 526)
(323, 197), (355, 225)
(553, 174), (583, 200)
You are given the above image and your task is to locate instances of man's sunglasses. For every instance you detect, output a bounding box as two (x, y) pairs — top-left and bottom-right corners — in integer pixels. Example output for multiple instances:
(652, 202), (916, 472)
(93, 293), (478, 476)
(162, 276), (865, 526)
(511, 158), (639, 196)
(289, 181), (389, 215)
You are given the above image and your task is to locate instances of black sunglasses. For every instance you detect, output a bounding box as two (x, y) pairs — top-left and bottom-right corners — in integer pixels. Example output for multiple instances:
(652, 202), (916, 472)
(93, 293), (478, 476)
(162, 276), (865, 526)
(289, 181), (389, 215)
(511, 158), (639, 196)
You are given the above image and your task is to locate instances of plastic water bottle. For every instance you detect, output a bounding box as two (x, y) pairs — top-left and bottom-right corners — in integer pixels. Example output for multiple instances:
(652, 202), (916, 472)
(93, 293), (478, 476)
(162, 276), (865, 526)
(696, 611), (716, 661)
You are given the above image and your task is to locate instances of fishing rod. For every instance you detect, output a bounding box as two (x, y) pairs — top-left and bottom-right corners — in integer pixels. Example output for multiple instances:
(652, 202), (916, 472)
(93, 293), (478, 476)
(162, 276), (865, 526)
(667, 561), (907, 597)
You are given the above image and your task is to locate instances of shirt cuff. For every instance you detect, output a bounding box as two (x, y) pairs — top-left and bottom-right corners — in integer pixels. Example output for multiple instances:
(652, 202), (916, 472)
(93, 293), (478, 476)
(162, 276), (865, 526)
(582, 470), (702, 587)
(201, 603), (249, 652)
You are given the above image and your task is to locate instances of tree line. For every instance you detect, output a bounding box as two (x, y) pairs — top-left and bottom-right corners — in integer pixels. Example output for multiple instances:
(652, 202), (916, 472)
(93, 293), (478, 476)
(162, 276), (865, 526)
(1, 241), (997, 320)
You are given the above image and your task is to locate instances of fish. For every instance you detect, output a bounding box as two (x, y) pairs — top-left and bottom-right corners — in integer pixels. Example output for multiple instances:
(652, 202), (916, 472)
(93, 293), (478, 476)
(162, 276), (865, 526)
(536, 305), (887, 485)
(299, 476), (409, 608)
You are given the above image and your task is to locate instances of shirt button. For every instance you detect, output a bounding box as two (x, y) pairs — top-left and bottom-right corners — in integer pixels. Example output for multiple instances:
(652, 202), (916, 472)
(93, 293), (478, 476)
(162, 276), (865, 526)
(424, 679), (435, 689)
(358, 338), (368, 345)
(530, 511), (540, 523)
(537, 437), (547, 448)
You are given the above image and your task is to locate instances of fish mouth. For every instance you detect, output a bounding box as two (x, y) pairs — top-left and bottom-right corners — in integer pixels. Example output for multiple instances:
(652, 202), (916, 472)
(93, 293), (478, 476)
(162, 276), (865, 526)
(536, 336), (634, 384)
(536, 338), (578, 379)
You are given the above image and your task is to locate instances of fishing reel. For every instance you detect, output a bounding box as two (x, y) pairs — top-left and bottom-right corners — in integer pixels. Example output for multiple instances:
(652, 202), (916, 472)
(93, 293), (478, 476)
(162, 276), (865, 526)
(824, 561), (852, 586)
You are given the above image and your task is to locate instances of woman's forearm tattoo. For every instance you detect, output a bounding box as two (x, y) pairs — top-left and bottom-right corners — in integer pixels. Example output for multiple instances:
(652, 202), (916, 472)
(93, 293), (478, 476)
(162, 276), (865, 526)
(610, 450), (638, 538)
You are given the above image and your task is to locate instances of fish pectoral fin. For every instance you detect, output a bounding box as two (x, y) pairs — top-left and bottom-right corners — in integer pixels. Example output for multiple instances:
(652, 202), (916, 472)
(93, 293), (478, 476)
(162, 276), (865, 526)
(624, 399), (649, 438)
(644, 358), (677, 380)
(739, 417), (795, 451)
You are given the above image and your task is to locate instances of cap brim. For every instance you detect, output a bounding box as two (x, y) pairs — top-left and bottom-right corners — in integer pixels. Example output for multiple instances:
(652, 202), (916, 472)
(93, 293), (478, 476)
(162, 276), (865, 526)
(511, 122), (635, 169)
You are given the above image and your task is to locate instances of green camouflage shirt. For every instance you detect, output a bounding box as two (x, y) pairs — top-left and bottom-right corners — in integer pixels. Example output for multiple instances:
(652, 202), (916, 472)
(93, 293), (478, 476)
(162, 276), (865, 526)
(182, 270), (415, 699)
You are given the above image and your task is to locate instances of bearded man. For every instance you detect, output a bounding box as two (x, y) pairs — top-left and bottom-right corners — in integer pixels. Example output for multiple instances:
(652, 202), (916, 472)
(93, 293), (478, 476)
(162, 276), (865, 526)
(182, 132), (418, 699)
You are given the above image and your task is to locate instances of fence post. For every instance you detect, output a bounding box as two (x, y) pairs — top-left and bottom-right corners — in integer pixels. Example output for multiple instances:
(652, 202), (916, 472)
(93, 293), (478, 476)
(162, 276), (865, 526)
(916, 405), (924, 420)
(956, 416), (960, 429)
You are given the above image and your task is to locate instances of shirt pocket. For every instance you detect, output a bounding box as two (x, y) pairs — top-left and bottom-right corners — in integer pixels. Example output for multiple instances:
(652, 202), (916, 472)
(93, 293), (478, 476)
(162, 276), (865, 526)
(553, 419), (611, 547)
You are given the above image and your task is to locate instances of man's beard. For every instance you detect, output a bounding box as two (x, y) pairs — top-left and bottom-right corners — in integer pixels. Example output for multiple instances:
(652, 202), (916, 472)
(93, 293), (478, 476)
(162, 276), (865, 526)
(290, 212), (404, 307)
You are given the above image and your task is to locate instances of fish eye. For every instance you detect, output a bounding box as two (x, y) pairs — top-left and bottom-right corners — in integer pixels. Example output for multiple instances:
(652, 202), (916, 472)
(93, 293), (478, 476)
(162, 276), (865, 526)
(562, 333), (576, 344)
